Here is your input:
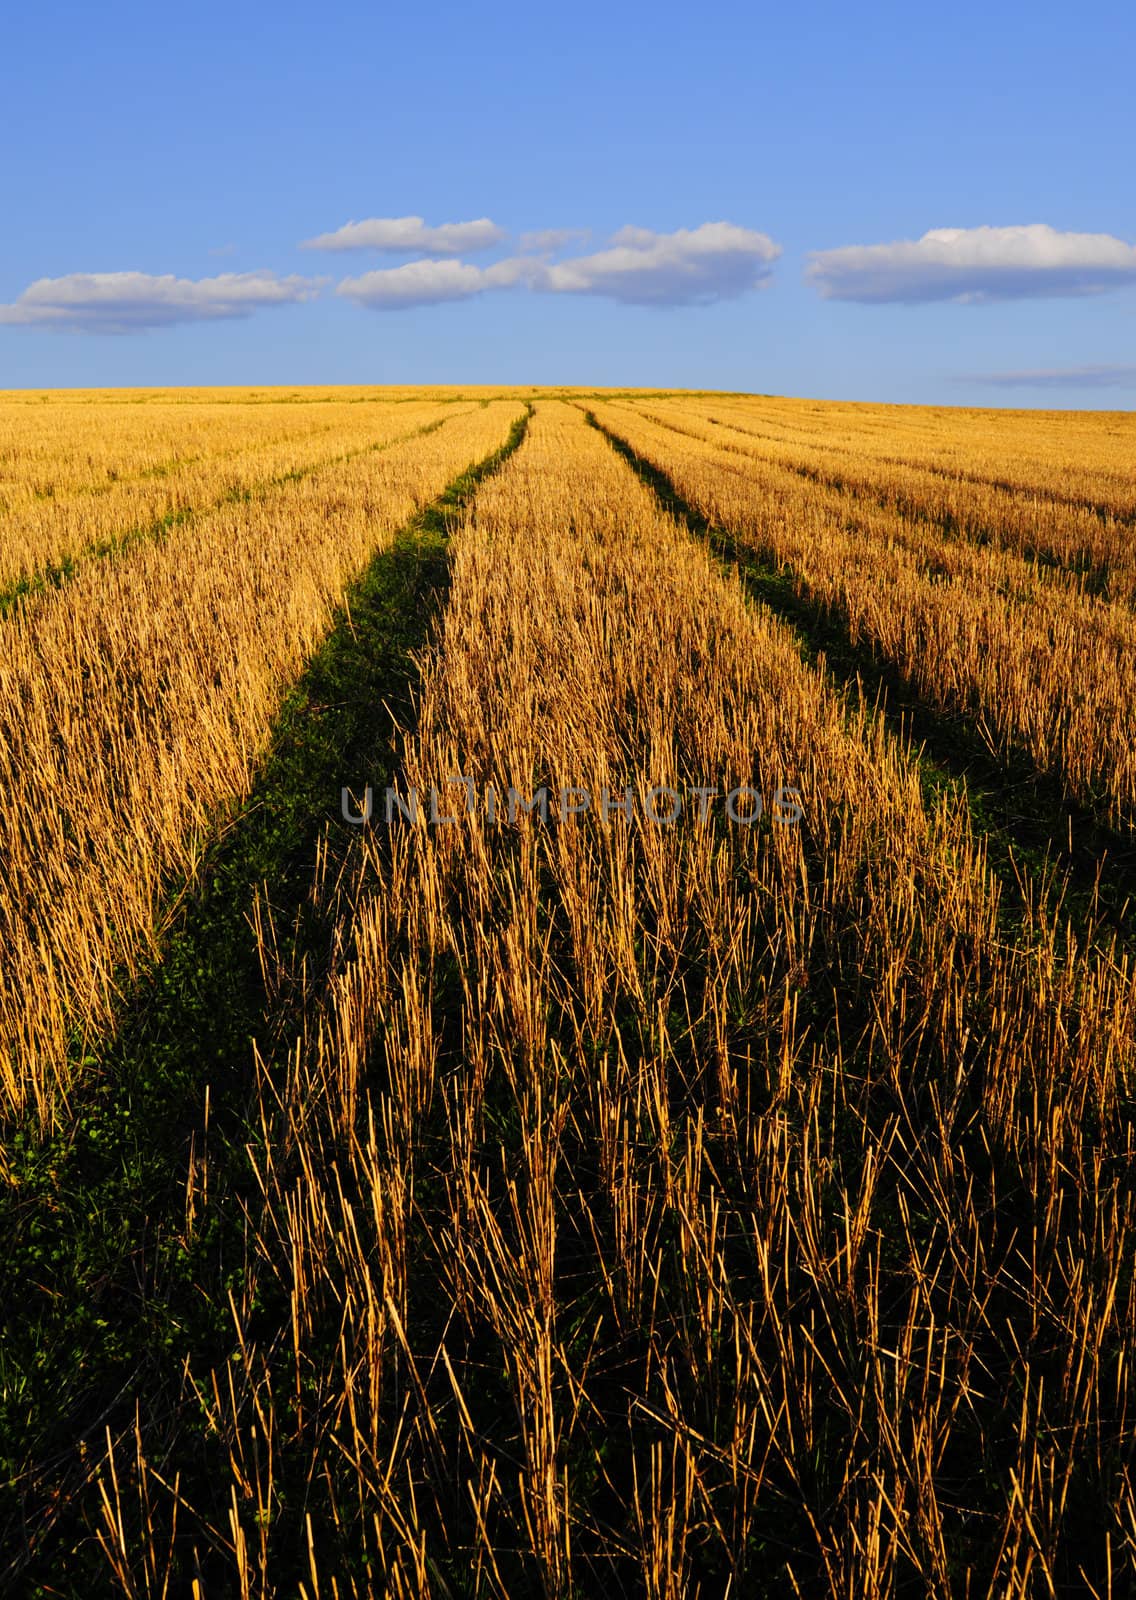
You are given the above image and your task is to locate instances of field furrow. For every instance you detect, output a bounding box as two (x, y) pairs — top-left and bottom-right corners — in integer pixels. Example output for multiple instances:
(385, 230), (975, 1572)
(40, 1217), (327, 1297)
(70, 398), (1136, 1596)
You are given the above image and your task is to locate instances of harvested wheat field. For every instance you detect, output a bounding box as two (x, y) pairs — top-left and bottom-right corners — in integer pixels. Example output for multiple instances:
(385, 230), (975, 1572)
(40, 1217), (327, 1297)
(1, 385), (1135, 1598)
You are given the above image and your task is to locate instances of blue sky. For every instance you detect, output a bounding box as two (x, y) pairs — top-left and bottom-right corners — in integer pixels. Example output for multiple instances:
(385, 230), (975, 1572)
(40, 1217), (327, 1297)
(1, 0), (1133, 404)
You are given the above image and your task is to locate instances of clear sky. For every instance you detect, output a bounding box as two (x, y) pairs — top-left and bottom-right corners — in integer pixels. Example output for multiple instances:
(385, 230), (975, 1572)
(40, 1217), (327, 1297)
(2, 0), (1133, 404)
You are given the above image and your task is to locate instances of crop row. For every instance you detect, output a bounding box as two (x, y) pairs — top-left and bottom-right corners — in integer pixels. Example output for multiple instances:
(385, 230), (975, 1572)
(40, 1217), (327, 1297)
(592, 401), (1136, 829)
(0, 399), (524, 1126)
(0, 396), (476, 592)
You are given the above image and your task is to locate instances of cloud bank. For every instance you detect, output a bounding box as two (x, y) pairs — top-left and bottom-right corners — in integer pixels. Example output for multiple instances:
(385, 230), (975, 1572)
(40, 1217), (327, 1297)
(16, 217), (1134, 337)
(338, 222), (781, 311)
(0, 271), (319, 333)
(967, 364), (1136, 389)
(302, 216), (505, 254)
(808, 224), (1136, 304)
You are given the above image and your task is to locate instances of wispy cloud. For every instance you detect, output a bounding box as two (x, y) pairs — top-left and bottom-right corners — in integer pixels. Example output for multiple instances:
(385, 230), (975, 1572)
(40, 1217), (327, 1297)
(519, 227), (591, 254)
(965, 364), (1136, 389)
(808, 224), (1136, 304)
(302, 215), (505, 254)
(337, 256), (536, 310)
(541, 223), (780, 306)
(0, 270), (320, 334)
(337, 222), (781, 312)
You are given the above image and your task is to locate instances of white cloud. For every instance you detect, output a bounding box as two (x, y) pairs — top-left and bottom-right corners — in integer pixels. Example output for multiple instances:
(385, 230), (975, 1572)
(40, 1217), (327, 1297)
(967, 364), (1136, 389)
(519, 227), (591, 254)
(302, 216), (505, 254)
(0, 270), (319, 334)
(337, 256), (537, 310)
(542, 222), (780, 306)
(337, 222), (781, 312)
(808, 224), (1136, 304)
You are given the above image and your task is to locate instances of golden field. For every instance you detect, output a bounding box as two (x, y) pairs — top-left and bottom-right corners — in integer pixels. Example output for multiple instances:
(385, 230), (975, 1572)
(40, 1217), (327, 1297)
(0, 386), (1133, 1598)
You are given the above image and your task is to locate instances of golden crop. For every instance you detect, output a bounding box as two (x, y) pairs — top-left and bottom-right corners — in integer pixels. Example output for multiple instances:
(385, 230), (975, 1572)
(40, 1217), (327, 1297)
(632, 395), (1136, 581)
(0, 390), (502, 591)
(1, 388), (1133, 1598)
(0, 396), (525, 1123)
(591, 398), (1136, 825)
